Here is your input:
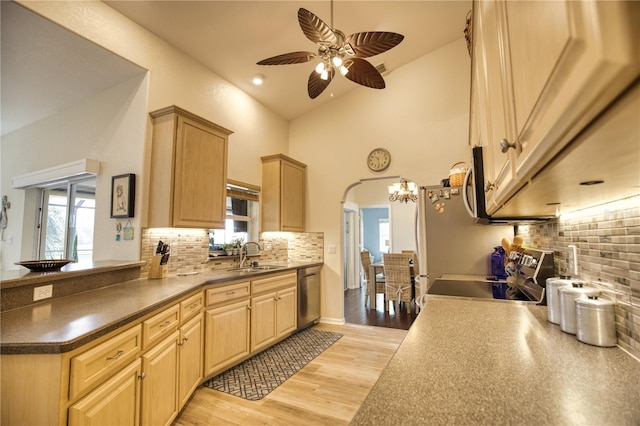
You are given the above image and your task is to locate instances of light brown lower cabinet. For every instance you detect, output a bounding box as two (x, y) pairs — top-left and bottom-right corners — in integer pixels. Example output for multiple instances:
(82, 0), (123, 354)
(250, 286), (297, 353)
(204, 272), (297, 374)
(178, 314), (204, 409)
(250, 273), (297, 353)
(204, 299), (251, 376)
(68, 359), (142, 426)
(140, 330), (179, 426)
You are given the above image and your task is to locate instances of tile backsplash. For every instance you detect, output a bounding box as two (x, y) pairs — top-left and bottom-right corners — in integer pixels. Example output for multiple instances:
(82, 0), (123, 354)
(516, 197), (639, 359)
(141, 229), (324, 276)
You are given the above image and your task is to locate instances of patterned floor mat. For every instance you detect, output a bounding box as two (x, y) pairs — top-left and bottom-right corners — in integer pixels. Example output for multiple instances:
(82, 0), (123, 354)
(204, 328), (343, 400)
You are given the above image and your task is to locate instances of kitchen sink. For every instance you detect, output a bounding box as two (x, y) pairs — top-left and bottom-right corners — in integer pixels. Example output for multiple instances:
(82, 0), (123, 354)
(252, 265), (284, 270)
(227, 264), (285, 273)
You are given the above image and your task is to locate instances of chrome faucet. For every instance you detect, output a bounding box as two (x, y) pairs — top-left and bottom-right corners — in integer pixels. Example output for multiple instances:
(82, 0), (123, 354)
(240, 241), (260, 267)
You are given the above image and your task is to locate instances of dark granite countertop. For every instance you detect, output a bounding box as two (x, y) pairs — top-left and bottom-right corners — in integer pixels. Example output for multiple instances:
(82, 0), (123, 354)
(350, 295), (640, 425)
(0, 261), (320, 354)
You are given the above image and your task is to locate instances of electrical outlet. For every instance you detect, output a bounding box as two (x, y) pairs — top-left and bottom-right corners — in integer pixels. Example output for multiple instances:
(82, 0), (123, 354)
(567, 245), (578, 276)
(33, 284), (53, 301)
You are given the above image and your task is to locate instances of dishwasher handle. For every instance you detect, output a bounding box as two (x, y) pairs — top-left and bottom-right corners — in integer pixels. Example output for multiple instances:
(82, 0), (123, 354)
(299, 272), (319, 279)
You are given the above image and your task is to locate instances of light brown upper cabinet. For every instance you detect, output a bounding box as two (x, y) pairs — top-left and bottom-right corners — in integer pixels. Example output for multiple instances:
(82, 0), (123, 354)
(261, 154), (306, 232)
(149, 106), (232, 228)
(470, 0), (639, 214)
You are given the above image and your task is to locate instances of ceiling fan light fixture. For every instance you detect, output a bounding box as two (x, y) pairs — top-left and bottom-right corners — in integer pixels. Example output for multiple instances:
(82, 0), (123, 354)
(256, 6), (404, 99)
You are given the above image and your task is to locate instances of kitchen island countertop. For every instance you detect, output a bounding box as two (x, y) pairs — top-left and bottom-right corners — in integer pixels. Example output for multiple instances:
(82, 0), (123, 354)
(351, 296), (640, 425)
(0, 261), (320, 354)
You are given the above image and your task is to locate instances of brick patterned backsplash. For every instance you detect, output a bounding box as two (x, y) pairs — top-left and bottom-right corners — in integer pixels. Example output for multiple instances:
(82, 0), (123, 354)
(516, 196), (639, 358)
(141, 229), (324, 276)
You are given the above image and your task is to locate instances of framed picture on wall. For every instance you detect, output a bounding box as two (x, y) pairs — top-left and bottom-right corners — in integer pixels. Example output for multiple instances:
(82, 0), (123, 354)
(110, 173), (135, 218)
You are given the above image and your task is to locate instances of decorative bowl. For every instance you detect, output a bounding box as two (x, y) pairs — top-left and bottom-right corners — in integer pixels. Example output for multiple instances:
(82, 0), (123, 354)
(15, 259), (74, 272)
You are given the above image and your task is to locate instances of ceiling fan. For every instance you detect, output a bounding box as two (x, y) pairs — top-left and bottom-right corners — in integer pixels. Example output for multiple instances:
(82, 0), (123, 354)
(256, 4), (404, 99)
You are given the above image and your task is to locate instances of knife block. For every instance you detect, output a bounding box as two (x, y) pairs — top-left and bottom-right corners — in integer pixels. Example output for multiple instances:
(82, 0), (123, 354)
(148, 255), (168, 279)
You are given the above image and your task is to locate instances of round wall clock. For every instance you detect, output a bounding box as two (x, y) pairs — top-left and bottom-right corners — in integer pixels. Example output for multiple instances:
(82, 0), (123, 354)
(367, 148), (391, 172)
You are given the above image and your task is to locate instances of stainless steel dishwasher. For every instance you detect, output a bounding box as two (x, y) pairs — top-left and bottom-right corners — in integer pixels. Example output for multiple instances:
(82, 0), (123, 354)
(297, 266), (321, 330)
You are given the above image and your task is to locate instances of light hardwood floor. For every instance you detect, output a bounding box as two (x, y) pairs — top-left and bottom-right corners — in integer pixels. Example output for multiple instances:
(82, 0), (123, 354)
(173, 323), (407, 425)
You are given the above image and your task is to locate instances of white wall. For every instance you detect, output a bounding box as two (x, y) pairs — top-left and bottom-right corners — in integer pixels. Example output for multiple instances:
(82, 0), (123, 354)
(1, 75), (149, 270)
(289, 38), (471, 322)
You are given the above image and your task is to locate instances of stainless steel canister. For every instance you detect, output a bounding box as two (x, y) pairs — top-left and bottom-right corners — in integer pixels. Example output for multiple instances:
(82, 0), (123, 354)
(546, 276), (582, 325)
(576, 296), (617, 347)
(558, 283), (600, 334)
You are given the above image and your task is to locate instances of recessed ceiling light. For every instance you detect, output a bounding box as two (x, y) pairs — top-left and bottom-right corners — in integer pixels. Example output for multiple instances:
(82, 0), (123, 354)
(251, 74), (265, 86)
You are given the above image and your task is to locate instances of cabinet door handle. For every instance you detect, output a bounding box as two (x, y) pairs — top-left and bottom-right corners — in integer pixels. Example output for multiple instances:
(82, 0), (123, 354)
(484, 181), (495, 192)
(499, 138), (517, 153)
(159, 320), (171, 328)
(106, 350), (124, 360)
(226, 291), (235, 296)
(138, 372), (146, 380)
(189, 302), (199, 310)
(247, 306), (252, 311)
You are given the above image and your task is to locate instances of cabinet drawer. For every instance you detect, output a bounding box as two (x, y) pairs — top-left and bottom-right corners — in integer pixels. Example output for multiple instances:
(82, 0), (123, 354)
(206, 281), (250, 306)
(142, 303), (180, 349)
(180, 291), (203, 323)
(69, 325), (142, 400)
(251, 272), (297, 295)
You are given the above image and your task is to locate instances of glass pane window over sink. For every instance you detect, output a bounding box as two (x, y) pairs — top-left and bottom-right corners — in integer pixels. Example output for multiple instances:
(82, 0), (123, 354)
(209, 180), (260, 252)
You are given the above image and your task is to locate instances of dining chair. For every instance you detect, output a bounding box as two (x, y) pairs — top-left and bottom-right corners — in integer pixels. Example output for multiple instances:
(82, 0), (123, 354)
(383, 253), (414, 313)
(401, 250), (426, 309)
(361, 250), (385, 307)
(401, 250), (419, 277)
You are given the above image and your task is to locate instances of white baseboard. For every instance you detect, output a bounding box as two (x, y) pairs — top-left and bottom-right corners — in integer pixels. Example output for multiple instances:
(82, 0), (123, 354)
(318, 316), (345, 325)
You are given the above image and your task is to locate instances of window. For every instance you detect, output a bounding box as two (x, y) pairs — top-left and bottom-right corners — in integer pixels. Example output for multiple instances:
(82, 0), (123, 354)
(209, 180), (259, 251)
(38, 178), (96, 261)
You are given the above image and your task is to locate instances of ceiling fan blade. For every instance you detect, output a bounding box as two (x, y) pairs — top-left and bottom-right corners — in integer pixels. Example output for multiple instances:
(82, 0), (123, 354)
(344, 32), (405, 58)
(257, 51), (316, 66)
(343, 58), (385, 89)
(308, 67), (335, 99)
(298, 8), (337, 46)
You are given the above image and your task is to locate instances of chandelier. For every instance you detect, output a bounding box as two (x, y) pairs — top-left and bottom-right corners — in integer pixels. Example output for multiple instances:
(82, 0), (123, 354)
(388, 179), (418, 203)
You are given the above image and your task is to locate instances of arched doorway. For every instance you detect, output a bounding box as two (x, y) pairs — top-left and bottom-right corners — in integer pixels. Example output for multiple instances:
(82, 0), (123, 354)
(342, 177), (419, 330)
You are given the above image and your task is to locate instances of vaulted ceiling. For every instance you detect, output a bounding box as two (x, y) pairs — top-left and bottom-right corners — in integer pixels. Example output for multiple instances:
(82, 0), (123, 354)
(1, 1), (471, 135)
